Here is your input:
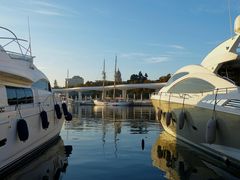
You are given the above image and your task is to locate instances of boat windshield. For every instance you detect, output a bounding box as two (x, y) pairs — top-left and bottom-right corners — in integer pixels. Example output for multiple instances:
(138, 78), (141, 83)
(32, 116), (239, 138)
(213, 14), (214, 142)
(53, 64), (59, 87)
(217, 60), (240, 86)
(165, 72), (188, 86)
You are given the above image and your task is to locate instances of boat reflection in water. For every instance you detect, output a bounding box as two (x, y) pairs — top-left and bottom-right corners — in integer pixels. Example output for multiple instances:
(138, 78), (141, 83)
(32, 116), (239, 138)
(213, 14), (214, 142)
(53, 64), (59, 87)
(69, 105), (157, 135)
(3, 138), (72, 180)
(72, 105), (155, 121)
(151, 132), (240, 179)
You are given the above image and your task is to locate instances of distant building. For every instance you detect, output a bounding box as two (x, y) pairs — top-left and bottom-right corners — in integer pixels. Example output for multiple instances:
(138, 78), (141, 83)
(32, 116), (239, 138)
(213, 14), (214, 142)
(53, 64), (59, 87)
(65, 76), (84, 87)
(115, 68), (122, 83)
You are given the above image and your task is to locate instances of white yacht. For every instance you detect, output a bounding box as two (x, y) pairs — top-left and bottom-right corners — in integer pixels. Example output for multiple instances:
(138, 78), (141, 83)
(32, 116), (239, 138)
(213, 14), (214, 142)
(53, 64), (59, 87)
(0, 26), (68, 173)
(151, 16), (240, 167)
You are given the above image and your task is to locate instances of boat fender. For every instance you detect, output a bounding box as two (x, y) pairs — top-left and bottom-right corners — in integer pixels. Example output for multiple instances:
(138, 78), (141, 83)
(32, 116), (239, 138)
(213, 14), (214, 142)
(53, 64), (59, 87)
(206, 118), (217, 144)
(17, 119), (29, 142)
(65, 112), (72, 121)
(62, 103), (69, 116)
(157, 108), (162, 121)
(54, 104), (62, 119)
(40, 110), (49, 129)
(166, 112), (172, 126)
(178, 111), (185, 130)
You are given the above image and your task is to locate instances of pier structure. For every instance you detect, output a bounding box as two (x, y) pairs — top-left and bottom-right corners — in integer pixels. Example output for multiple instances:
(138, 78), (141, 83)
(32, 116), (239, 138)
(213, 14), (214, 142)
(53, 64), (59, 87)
(53, 82), (166, 103)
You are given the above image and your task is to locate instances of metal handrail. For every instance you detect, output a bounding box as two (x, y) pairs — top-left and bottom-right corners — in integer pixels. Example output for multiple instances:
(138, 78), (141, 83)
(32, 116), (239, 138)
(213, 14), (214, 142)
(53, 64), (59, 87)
(151, 86), (239, 99)
(0, 26), (33, 60)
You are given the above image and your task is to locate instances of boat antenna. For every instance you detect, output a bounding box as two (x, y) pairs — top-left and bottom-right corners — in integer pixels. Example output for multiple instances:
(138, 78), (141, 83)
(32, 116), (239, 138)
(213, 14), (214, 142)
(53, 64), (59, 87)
(27, 16), (32, 56)
(227, 0), (233, 38)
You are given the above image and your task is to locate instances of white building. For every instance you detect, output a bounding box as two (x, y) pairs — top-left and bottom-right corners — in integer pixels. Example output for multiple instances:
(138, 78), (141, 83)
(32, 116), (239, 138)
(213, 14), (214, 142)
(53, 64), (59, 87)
(65, 76), (84, 87)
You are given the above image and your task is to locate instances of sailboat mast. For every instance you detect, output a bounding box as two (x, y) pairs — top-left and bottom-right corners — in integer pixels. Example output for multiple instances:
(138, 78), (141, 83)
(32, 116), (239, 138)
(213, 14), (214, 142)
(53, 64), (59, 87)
(113, 55), (117, 99)
(102, 59), (106, 100)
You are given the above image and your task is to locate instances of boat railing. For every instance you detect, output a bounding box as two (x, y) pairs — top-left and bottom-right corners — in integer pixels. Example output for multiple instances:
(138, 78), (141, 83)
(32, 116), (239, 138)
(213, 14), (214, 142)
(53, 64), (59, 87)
(151, 86), (239, 100)
(0, 26), (33, 62)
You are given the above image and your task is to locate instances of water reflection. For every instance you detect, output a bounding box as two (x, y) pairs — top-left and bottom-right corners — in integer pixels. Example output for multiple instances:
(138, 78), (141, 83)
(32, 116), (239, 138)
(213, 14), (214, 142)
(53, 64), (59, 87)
(70, 105), (157, 133)
(64, 105), (159, 158)
(61, 105), (162, 180)
(3, 138), (72, 180)
(151, 132), (240, 179)
(72, 105), (155, 122)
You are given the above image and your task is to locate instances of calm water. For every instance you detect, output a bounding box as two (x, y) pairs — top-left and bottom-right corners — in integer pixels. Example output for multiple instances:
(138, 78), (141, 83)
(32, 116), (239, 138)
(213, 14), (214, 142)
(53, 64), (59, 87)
(3, 105), (240, 179)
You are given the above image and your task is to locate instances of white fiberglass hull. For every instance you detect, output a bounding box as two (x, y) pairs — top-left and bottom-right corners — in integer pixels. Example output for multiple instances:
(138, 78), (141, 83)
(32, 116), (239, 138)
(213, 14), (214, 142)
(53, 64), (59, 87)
(0, 104), (64, 173)
(93, 100), (108, 106)
(151, 91), (240, 166)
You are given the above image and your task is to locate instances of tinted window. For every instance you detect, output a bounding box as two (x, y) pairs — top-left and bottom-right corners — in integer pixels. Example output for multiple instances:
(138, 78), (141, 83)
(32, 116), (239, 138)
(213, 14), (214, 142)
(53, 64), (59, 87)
(32, 79), (51, 91)
(25, 88), (34, 103)
(17, 88), (25, 104)
(168, 78), (215, 93)
(6, 87), (17, 105)
(166, 72), (188, 86)
(6, 86), (33, 105)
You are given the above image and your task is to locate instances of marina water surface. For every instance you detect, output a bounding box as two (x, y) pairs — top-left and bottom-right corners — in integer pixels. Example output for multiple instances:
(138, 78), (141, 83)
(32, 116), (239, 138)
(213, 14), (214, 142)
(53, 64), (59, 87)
(3, 105), (240, 179)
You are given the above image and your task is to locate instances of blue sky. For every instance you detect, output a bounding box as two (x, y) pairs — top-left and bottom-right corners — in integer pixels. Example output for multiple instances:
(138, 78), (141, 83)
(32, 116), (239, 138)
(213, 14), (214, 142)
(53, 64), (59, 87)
(0, 0), (239, 86)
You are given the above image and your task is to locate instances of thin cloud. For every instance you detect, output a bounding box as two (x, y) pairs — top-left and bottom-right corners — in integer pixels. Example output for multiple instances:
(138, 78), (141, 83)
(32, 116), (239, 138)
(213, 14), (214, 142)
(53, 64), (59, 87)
(33, 10), (63, 16)
(145, 56), (170, 64)
(146, 43), (185, 50)
(169, 44), (185, 50)
(32, 1), (61, 9)
(11, 0), (80, 17)
(32, 1), (80, 17)
(119, 52), (171, 64)
(120, 52), (147, 59)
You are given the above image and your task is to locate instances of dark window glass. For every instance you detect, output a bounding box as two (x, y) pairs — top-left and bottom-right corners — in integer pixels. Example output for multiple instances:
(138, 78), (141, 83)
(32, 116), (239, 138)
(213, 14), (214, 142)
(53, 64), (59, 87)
(6, 87), (17, 105)
(6, 86), (34, 105)
(24, 88), (33, 103)
(168, 78), (215, 93)
(17, 88), (26, 104)
(166, 72), (189, 86)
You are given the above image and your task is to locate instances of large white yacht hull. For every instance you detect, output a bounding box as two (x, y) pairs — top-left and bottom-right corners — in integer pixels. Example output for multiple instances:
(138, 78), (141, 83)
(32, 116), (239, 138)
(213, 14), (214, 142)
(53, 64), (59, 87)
(151, 91), (240, 166)
(0, 104), (64, 173)
(0, 26), (66, 174)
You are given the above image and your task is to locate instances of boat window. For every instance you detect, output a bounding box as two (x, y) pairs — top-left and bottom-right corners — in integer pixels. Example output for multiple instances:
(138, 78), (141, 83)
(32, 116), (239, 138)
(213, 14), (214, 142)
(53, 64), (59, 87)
(16, 88), (25, 104)
(32, 79), (51, 92)
(25, 88), (34, 103)
(217, 60), (240, 86)
(168, 78), (215, 93)
(6, 87), (17, 105)
(6, 86), (33, 105)
(165, 72), (188, 86)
